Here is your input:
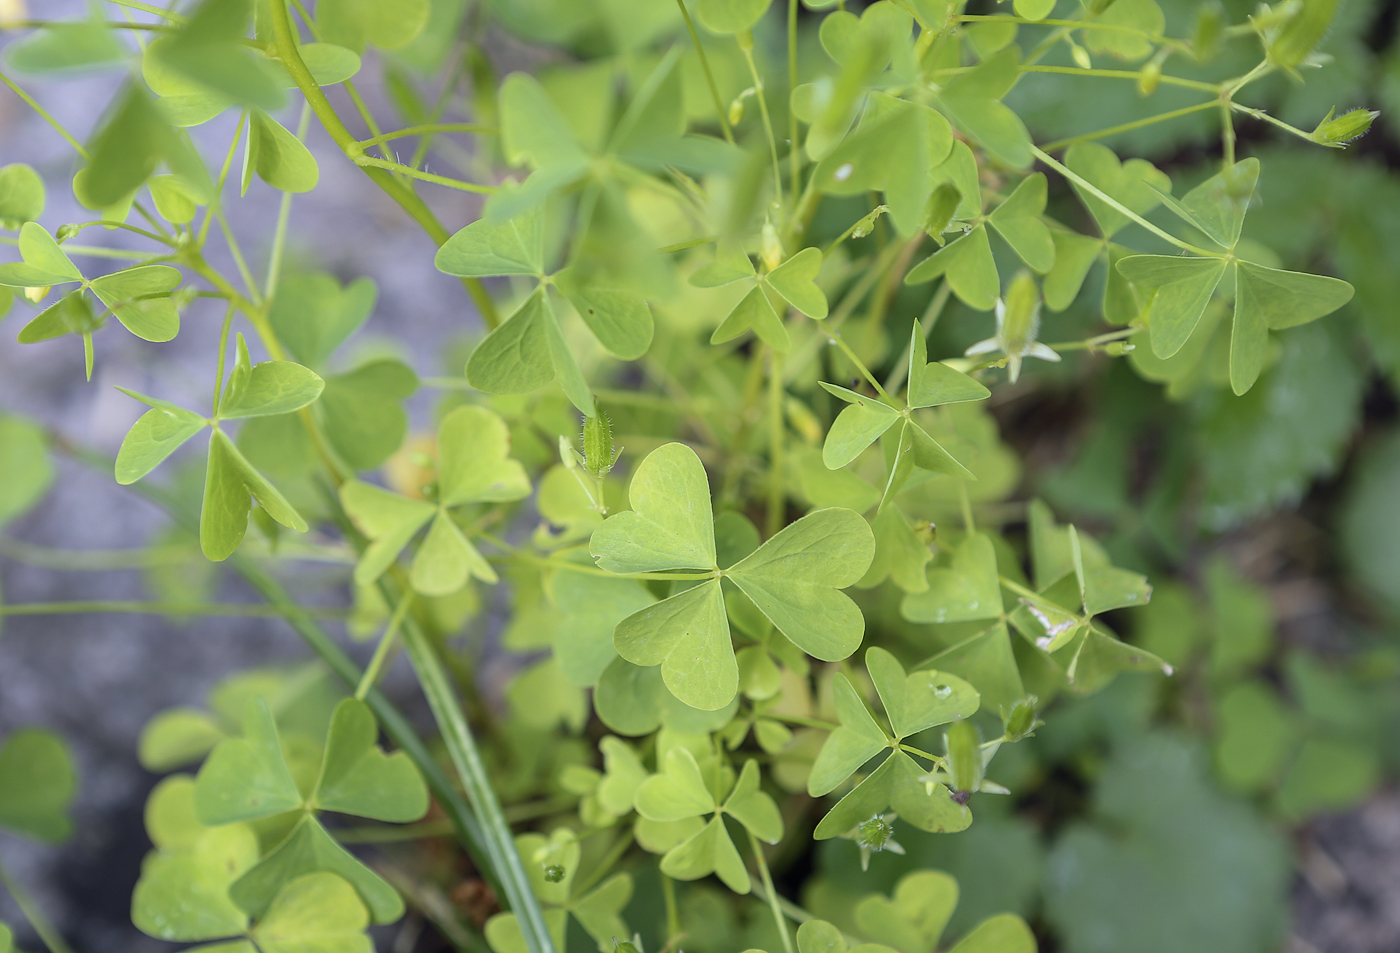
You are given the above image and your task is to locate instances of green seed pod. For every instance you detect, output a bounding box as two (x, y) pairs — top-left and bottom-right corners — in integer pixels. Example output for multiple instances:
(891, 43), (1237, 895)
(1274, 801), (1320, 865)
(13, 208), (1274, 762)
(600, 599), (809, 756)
(583, 400), (615, 478)
(1003, 696), (1040, 741)
(945, 719), (982, 803)
(856, 814), (895, 852)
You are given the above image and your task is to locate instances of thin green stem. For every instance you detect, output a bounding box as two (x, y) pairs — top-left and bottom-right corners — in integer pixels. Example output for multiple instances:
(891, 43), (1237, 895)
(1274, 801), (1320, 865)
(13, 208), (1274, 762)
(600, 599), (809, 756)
(0, 600), (351, 619)
(827, 328), (893, 402)
(765, 711), (839, 731)
(352, 155), (496, 194)
(266, 0), (500, 328)
(355, 591), (414, 701)
(68, 219), (173, 246)
(741, 44), (784, 209)
(264, 103), (311, 302)
(398, 618), (557, 953)
(1047, 326), (1137, 350)
(1230, 102), (1315, 143)
(1039, 99), (1217, 152)
(3, 18), (170, 30)
(676, 0), (735, 143)
(766, 348), (786, 538)
(788, 0), (801, 208)
(215, 208), (263, 307)
(199, 110), (247, 249)
(1031, 146), (1218, 256)
(751, 831), (796, 953)
(1018, 64), (1218, 93)
(0, 537), (190, 570)
(959, 480), (976, 534)
(212, 302), (235, 416)
(105, 0), (186, 20)
(0, 71), (88, 158)
(662, 874), (683, 950)
(0, 860), (76, 953)
(360, 122), (495, 147)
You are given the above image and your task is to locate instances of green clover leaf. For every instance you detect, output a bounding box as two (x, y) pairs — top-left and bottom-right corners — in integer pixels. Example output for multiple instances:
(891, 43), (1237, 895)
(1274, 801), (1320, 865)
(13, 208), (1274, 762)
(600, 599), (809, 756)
(905, 225), (999, 311)
(0, 163), (44, 229)
(341, 404), (530, 595)
(242, 110), (319, 194)
(590, 442), (874, 710)
(0, 222), (82, 287)
(902, 532), (1003, 624)
(821, 320), (986, 503)
(697, 245), (829, 351)
(193, 696), (304, 826)
(635, 751), (783, 893)
(483, 830), (632, 953)
(853, 871), (1038, 953)
(251, 873), (372, 953)
(0, 728), (76, 843)
(808, 650), (978, 840)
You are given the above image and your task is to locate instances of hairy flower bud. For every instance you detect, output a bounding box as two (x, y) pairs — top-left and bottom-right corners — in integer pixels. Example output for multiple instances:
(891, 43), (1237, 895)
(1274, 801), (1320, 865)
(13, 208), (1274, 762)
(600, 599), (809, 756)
(1003, 696), (1041, 741)
(1310, 107), (1378, 148)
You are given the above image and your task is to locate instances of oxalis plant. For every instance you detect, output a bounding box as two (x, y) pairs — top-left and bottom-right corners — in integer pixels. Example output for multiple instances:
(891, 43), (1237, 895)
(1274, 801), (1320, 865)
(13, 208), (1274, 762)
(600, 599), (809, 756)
(0, 0), (1375, 951)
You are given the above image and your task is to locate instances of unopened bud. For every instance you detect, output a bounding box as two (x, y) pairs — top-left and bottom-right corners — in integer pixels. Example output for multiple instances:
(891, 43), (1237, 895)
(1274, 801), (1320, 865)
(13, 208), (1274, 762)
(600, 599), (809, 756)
(1138, 60), (1161, 96)
(1003, 696), (1040, 741)
(56, 223), (80, 242)
(1070, 41), (1092, 70)
(23, 285), (48, 303)
(922, 183), (961, 242)
(1311, 107), (1378, 147)
(1101, 341), (1133, 356)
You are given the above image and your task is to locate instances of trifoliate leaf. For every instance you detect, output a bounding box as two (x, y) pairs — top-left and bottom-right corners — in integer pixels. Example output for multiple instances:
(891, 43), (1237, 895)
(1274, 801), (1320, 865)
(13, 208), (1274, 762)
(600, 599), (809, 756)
(339, 481), (435, 583)
(711, 284), (790, 351)
(765, 247), (828, 319)
(905, 225), (999, 311)
(230, 815), (404, 924)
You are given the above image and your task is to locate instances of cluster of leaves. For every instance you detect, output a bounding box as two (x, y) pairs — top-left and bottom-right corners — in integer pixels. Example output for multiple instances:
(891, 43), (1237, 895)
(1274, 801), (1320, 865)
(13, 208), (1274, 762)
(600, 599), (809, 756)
(0, 0), (1394, 951)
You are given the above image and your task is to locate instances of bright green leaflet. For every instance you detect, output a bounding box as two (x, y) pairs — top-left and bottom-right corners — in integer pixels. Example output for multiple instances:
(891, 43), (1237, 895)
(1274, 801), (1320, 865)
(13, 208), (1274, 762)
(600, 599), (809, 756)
(988, 174), (1055, 274)
(592, 442), (874, 709)
(935, 47), (1032, 170)
(0, 163), (44, 229)
(906, 226), (999, 311)
(0, 729), (76, 843)
(0, 414), (54, 527)
(483, 830), (632, 953)
(634, 750), (783, 893)
(341, 404), (529, 594)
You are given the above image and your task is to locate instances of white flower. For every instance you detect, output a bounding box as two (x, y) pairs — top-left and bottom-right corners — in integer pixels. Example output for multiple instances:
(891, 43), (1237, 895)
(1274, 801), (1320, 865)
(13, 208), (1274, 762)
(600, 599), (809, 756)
(965, 271), (1060, 382)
